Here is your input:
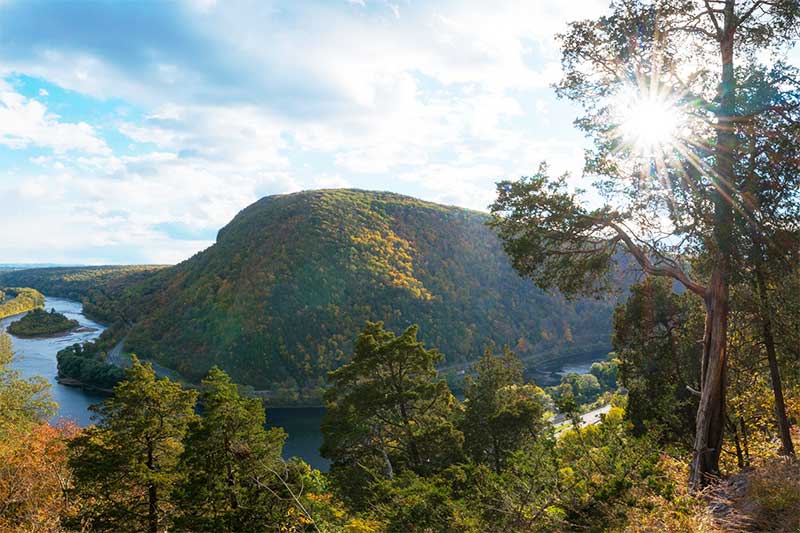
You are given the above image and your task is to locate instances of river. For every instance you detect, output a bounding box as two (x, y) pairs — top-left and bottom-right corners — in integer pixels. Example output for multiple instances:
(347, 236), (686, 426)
(4, 296), (330, 470)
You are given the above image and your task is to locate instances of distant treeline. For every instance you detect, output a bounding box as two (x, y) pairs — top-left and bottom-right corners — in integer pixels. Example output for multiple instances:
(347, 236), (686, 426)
(0, 266), (166, 324)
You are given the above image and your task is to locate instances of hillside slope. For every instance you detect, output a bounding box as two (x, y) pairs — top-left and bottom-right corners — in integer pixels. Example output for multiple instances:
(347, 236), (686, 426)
(0, 265), (166, 324)
(122, 189), (613, 398)
(2, 190), (614, 400)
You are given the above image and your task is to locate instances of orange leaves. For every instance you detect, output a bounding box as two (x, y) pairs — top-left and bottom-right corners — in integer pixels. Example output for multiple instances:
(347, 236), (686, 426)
(0, 421), (81, 532)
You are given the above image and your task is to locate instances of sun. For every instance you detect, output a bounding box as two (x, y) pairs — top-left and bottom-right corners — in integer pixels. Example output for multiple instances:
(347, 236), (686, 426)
(615, 91), (681, 155)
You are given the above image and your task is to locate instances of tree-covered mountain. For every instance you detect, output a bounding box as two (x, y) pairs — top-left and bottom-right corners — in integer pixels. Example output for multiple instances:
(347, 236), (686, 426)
(2, 190), (614, 400)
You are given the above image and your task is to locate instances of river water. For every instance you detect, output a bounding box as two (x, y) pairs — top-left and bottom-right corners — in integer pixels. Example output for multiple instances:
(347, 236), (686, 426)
(2, 297), (107, 425)
(4, 296), (330, 470)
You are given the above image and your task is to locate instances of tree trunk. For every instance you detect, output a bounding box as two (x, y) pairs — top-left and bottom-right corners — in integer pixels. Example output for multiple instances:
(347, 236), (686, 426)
(755, 269), (795, 456)
(740, 417), (750, 466)
(690, 8), (738, 489)
(147, 443), (158, 533)
(728, 415), (744, 469)
(690, 270), (729, 488)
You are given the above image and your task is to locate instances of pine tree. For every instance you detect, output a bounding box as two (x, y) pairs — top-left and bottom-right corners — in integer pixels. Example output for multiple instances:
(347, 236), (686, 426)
(321, 322), (463, 507)
(462, 347), (548, 473)
(66, 357), (197, 532)
(173, 366), (290, 532)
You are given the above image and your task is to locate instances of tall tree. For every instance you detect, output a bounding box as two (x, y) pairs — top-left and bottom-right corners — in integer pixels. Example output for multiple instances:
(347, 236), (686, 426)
(491, 0), (799, 486)
(67, 357), (197, 532)
(173, 366), (291, 532)
(462, 347), (548, 473)
(734, 66), (800, 456)
(613, 278), (702, 444)
(321, 322), (463, 507)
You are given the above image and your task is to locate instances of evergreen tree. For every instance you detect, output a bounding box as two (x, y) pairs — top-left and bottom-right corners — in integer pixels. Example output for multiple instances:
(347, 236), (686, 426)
(462, 347), (547, 473)
(492, 0), (800, 486)
(614, 279), (702, 444)
(173, 366), (290, 532)
(66, 357), (197, 532)
(321, 322), (463, 507)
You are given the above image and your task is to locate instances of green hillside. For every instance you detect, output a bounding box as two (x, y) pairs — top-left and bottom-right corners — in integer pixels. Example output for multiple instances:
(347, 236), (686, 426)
(0, 265), (166, 324)
(128, 189), (612, 398)
(1, 190), (614, 401)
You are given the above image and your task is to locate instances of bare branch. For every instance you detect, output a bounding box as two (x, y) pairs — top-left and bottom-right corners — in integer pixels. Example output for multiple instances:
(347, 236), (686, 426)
(737, 0), (765, 27)
(704, 0), (724, 38)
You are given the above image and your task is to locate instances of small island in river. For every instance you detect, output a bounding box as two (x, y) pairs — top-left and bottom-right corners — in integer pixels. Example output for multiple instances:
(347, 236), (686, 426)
(8, 308), (80, 337)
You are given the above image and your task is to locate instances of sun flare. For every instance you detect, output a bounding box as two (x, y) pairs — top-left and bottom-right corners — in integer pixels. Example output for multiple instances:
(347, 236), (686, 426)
(616, 92), (681, 154)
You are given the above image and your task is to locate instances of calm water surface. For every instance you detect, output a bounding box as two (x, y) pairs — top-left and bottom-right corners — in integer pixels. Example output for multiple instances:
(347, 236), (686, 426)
(2, 297), (107, 425)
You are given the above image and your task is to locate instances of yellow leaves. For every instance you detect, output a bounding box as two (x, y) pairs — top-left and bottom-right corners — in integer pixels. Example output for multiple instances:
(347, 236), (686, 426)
(350, 228), (432, 300)
(0, 422), (81, 532)
(344, 517), (385, 533)
(606, 406), (625, 423)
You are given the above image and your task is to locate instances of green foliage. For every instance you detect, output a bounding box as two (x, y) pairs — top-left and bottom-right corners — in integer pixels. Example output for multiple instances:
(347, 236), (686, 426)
(321, 322), (463, 508)
(56, 343), (125, 391)
(613, 279), (701, 446)
(66, 358), (198, 532)
(462, 347), (548, 473)
(471, 408), (666, 532)
(173, 366), (291, 531)
(490, 168), (624, 298)
(369, 467), (483, 533)
(590, 358), (619, 391)
(0, 330), (56, 434)
(0, 287), (45, 320)
(7, 308), (79, 337)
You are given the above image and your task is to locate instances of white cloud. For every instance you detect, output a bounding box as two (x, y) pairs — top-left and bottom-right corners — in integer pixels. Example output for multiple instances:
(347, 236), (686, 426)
(0, 82), (110, 154)
(0, 0), (616, 263)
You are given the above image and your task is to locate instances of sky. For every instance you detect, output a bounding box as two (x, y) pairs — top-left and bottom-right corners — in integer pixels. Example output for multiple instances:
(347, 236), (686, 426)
(2, 0), (791, 265)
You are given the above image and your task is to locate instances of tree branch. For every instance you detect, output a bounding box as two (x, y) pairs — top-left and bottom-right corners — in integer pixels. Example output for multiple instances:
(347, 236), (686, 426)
(703, 0), (724, 38)
(604, 220), (708, 297)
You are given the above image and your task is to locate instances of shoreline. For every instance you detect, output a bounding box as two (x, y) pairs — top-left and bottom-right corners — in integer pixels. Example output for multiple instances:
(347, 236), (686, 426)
(55, 375), (114, 395)
(7, 326), (89, 340)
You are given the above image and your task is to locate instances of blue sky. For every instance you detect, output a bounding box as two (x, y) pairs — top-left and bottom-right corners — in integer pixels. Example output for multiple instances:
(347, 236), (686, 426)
(0, 1), (794, 265)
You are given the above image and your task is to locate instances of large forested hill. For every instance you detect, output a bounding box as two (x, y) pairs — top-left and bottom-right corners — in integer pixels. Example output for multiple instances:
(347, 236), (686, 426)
(1, 190), (614, 399)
